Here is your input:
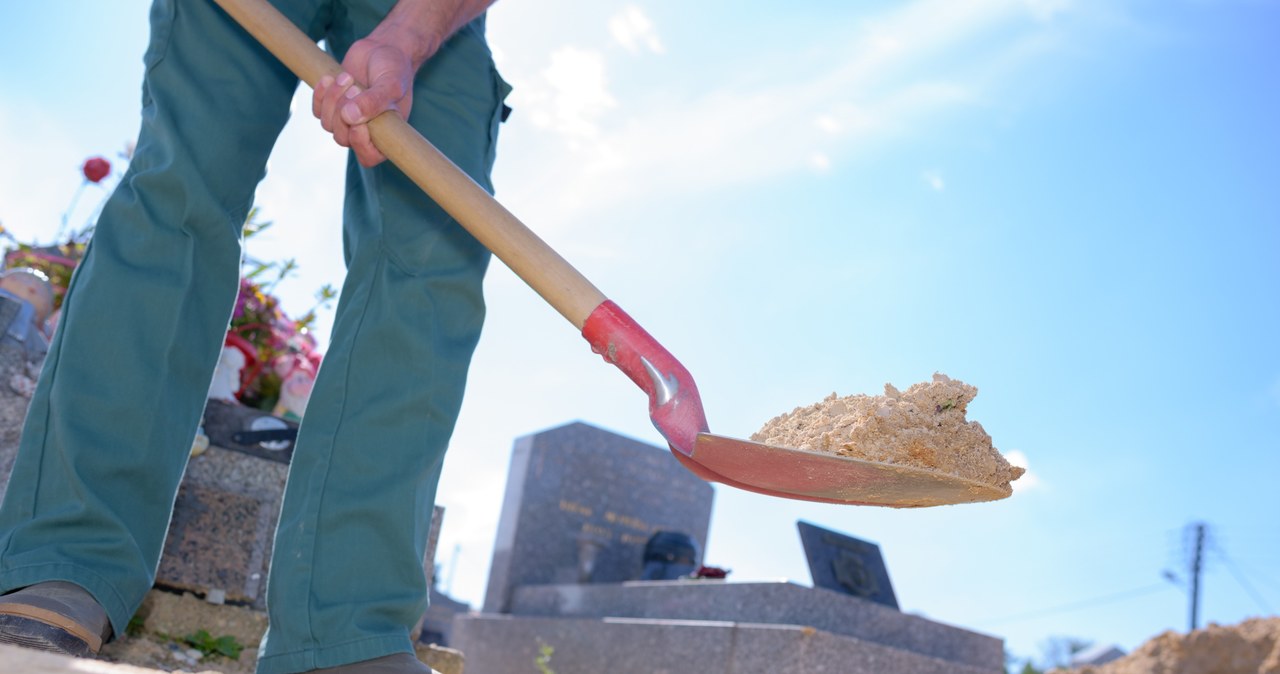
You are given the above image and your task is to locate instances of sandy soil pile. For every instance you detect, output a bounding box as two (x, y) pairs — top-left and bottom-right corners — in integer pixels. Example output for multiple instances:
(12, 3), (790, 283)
(1057, 617), (1280, 674)
(751, 373), (1023, 489)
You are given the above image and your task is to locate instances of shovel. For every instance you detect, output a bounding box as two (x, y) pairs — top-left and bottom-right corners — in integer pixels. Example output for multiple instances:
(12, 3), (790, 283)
(214, 0), (1010, 507)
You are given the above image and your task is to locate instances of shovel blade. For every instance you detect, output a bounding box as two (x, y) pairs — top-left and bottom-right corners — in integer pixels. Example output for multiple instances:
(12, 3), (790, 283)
(683, 433), (1012, 507)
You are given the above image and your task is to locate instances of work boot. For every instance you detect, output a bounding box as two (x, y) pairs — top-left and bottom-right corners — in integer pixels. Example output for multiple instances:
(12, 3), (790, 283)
(0, 581), (113, 657)
(311, 652), (438, 673)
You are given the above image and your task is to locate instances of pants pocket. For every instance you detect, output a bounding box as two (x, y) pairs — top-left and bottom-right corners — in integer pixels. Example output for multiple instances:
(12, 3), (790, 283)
(142, 0), (177, 70)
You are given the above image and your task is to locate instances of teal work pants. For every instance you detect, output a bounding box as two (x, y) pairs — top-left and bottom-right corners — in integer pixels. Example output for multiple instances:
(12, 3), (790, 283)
(0, 1), (508, 672)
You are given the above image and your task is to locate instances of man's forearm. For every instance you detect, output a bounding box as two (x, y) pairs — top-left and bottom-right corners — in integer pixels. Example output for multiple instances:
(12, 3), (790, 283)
(369, 0), (500, 71)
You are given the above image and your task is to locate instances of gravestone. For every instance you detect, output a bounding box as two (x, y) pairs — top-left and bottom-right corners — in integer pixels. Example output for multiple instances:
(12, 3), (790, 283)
(456, 421), (1009, 673)
(1, 389), (445, 610)
(482, 421), (714, 613)
(155, 476), (281, 605)
(158, 430), (447, 610)
(0, 293), (49, 498)
(152, 401), (296, 607)
(798, 520), (898, 609)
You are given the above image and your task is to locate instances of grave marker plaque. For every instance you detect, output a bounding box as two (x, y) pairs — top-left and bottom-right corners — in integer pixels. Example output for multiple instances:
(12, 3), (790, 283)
(798, 520), (899, 609)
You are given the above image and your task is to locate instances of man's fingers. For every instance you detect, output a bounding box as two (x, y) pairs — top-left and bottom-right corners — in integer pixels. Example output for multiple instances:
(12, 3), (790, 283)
(311, 61), (400, 165)
(315, 73), (357, 135)
(312, 75), (333, 123)
(349, 126), (387, 167)
(340, 82), (396, 127)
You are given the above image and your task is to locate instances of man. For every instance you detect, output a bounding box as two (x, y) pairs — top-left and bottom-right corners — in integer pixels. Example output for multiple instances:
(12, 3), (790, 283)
(0, 1), (509, 672)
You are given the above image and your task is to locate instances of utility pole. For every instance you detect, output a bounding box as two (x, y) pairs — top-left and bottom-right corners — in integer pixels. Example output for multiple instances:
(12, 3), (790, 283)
(1188, 522), (1206, 631)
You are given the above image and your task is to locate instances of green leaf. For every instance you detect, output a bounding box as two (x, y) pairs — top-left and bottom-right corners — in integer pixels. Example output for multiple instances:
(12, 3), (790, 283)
(242, 208), (274, 239)
(244, 262), (273, 282)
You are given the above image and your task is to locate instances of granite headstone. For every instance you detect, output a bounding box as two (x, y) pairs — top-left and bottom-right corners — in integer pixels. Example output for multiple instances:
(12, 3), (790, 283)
(154, 440), (289, 607)
(482, 421), (714, 613)
(798, 520), (898, 609)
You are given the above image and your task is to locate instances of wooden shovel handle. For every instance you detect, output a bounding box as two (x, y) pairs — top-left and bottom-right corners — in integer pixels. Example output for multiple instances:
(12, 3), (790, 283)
(213, 0), (607, 328)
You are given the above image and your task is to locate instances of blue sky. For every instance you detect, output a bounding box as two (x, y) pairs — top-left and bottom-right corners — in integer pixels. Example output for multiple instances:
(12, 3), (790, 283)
(2, 0), (1277, 667)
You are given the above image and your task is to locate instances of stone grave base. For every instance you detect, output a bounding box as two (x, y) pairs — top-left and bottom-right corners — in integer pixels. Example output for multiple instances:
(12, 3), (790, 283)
(452, 581), (1003, 674)
(454, 615), (997, 674)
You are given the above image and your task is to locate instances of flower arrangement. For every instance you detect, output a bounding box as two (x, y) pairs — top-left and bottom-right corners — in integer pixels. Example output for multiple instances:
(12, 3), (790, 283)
(0, 153), (116, 314)
(687, 565), (730, 580)
(0, 151), (334, 418)
(227, 209), (335, 416)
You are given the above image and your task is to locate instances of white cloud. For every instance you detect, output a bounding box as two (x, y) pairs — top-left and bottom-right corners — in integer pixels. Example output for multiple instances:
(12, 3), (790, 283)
(527, 46), (617, 140)
(923, 169), (946, 191)
(810, 152), (833, 172)
(1023, 0), (1072, 22)
(609, 5), (665, 54)
(815, 114), (843, 134)
(0, 105), (95, 246)
(1005, 449), (1042, 492)
(491, 0), (1060, 228)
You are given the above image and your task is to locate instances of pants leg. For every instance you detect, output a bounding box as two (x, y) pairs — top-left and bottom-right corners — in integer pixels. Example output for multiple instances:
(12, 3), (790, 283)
(255, 8), (510, 674)
(0, 0), (323, 636)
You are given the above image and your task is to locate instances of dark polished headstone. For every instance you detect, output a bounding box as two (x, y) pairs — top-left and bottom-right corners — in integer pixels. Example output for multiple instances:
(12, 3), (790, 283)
(482, 422), (714, 613)
(798, 520), (898, 609)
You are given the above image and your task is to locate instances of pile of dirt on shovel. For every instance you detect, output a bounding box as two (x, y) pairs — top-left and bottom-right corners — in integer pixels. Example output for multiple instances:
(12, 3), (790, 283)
(1053, 616), (1280, 674)
(751, 373), (1023, 490)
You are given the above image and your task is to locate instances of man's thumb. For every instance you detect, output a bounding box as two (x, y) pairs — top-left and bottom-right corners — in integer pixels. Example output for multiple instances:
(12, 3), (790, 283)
(341, 100), (366, 126)
(342, 77), (402, 126)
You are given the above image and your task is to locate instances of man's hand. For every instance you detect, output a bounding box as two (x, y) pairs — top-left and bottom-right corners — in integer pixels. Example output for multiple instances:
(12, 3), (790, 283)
(313, 37), (417, 168)
(312, 0), (498, 168)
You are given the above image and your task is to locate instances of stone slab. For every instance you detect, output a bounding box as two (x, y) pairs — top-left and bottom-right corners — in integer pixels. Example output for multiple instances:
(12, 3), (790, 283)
(422, 586), (471, 647)
(414, 643), (465, 674)
(135, 588), (269, 653)
(507, 580), (1003, 669)
(0, 644), (173, 674)
(412, 505), (446, 642)
(482, 422), (714, 613)
(0, 638), (457, 674)
(451, 614), (1002, 674)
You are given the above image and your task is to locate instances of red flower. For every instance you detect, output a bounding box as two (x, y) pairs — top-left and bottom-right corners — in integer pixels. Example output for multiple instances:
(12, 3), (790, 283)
(81, 156), (111, 183)
(692, 565), (729, 579)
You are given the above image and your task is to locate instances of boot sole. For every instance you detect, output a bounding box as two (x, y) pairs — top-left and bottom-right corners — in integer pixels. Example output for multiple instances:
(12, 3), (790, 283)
(0, 613), (96, 658)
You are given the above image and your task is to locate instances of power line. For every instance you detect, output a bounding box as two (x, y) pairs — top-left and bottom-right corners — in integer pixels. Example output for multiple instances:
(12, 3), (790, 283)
(1211, 543), (1275, 615)
(1231, 558), (1280, 596)
(975, 583), (1173, 627)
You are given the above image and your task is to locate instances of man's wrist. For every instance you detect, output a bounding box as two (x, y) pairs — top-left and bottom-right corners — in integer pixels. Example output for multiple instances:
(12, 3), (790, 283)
(367, 19), (440, 71)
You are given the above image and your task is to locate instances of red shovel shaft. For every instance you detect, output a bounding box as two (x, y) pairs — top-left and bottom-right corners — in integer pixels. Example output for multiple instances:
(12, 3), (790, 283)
(213, 0), (709, 455)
